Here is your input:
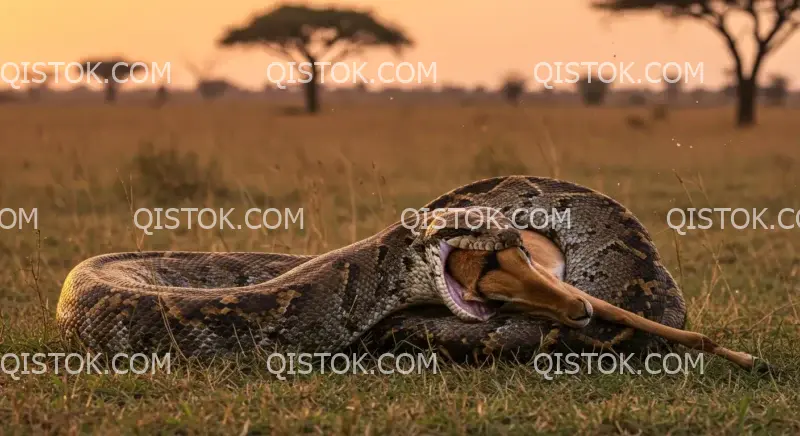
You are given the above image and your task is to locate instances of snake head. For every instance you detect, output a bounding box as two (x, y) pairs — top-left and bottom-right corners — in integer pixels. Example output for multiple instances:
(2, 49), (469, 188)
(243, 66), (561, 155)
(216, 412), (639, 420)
(413, 207), (523, 322)
(414, 206), (523, 251)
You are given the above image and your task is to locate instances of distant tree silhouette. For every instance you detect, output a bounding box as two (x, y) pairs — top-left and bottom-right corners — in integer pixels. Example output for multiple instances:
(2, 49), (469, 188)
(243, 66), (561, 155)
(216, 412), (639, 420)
(540, 84), (555, 99)
(218, 4), (412, 114)
(500, 72), (526, 105)
(629, 92), (647, 106)
(0, 90), (18, 104)
(593, 0), (800, 127)
(722, 84), (737, 99)
(197, 80), (231, 100)
(26, 66), (54, 102)
(764, 74), (789, 106)
(689, 87), (707, 103)
(77, 57), (137, 103)
(26, 83), (49, 102)
(185, 59), (231, 101)
(577, 75), (610, 106)
(153, 85), (169, 108)
(355, 82), (369, 93)
(664, 70), (681, 104)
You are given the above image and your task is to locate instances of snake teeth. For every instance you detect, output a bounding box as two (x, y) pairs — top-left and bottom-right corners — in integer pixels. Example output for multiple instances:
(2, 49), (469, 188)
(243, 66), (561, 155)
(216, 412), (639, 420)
(446, 236), (479, 249)
(446, 237), (517, 252)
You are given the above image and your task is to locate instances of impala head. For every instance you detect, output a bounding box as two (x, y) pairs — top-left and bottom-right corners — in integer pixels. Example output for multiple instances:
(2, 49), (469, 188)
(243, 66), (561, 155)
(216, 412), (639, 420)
(414, 206), (592, 327)
(443, 244), (593, 328)
(414, 206), (523, 321)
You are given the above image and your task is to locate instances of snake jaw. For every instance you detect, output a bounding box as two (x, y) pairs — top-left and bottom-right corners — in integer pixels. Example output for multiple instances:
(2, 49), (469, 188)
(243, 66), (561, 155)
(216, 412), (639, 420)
(445, 236), (509, 251)
(445, 235), (522, 251)
(434, 240), (502, 322)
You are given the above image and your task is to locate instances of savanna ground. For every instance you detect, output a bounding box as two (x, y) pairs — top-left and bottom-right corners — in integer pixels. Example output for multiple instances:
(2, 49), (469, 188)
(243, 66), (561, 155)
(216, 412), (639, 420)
(0, 100), (798, 434)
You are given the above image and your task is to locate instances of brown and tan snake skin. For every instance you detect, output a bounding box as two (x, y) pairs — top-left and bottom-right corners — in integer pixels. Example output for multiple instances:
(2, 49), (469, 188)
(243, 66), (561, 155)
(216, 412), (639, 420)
(57, 176), (694, 363)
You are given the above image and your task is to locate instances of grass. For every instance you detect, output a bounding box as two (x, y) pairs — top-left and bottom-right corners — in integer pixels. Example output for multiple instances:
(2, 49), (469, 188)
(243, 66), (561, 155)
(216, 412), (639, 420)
(0, 101), (798, 434)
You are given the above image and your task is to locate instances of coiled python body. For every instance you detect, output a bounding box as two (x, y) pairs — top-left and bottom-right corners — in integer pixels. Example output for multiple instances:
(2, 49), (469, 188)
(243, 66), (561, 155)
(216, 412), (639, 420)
(57, 176), (686, 358)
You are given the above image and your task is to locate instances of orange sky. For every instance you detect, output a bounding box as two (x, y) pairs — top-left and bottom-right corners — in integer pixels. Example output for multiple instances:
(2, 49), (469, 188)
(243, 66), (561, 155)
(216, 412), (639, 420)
(2, 0), (798, 91)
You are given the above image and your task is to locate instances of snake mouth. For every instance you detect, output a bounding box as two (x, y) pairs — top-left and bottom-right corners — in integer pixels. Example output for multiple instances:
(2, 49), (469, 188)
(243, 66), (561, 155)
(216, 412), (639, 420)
(438, 240), (503, 322)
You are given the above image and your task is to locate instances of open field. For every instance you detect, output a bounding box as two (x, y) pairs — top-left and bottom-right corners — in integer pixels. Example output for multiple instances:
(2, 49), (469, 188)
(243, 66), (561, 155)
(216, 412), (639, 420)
(0, 101), (798, 434)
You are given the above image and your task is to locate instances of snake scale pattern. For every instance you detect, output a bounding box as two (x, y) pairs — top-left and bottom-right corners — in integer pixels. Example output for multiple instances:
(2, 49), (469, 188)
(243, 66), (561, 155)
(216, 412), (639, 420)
(56, 176), (686, 360)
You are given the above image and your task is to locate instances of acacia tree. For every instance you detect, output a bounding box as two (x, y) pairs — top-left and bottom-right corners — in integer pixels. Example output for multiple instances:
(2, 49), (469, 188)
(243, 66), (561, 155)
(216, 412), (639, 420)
(501, 72), (527, 105)
(578, 75), (611, 105)
(218, 4), (412, 114)
(592, 0), (799, 127)
(185, 59), (231, 101)
(664, 70), (682, 104)
(764, 73), (789, 105)
(77, 57), (138, 103)
(27, 66), (54, 102)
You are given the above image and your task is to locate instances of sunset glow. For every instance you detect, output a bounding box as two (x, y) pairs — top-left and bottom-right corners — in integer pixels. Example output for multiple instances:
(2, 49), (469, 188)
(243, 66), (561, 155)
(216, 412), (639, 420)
(3, 0), (797, 90)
